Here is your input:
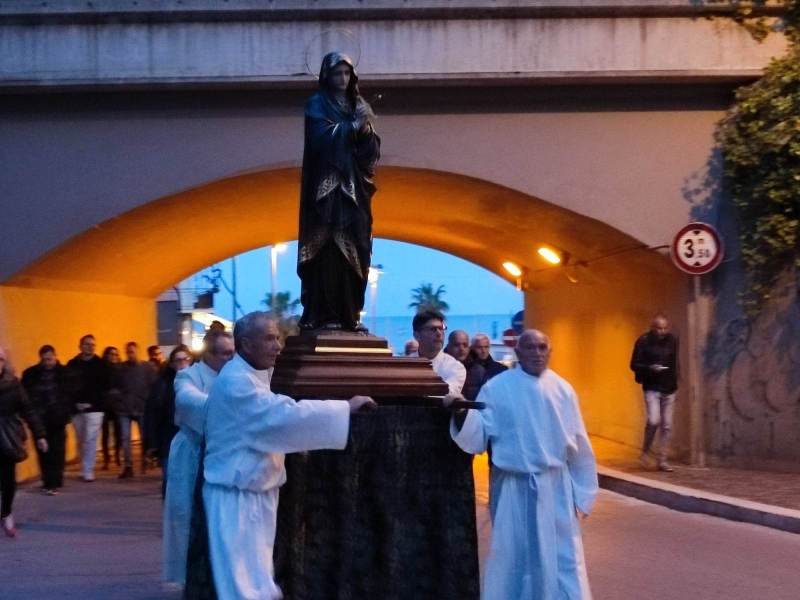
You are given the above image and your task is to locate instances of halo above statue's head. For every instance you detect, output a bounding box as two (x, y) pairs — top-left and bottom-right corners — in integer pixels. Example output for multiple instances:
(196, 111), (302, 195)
(304, 28), (362, 77)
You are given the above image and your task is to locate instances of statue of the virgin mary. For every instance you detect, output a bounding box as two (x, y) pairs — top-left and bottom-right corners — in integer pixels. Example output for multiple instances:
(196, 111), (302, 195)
(296, 52), (381, 332)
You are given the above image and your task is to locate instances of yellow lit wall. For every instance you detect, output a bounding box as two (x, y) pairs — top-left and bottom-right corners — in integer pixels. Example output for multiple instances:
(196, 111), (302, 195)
(526, 266), (689, 457)
(0, 285), (155, 480)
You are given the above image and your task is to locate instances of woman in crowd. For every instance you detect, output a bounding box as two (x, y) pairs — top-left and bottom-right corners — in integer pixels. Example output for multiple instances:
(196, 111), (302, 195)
(147, 345), (192, 498)
(0, 345), (48, 538)
(21, 345), (72, 495)
(100, 346), (122, 471)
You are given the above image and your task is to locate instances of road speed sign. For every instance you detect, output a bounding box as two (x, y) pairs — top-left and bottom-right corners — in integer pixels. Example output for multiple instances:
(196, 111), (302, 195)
(671, 222), (724, 275)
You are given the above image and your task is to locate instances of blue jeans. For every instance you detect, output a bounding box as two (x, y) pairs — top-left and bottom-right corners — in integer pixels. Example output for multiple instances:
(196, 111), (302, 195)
(119, 415), (143, 469)
(643, 390), (676, 462)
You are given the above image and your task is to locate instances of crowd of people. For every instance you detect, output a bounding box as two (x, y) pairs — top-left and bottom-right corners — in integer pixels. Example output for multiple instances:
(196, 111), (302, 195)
(0, 333), (201, 538)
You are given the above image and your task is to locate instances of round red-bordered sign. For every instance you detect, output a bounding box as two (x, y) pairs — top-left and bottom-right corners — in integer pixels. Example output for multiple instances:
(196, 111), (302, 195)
(671, 222), (724, 275)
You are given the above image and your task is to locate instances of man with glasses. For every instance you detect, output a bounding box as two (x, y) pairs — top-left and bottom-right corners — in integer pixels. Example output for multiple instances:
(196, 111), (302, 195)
(163, 328), (235, 588)
(410, 309), (466, 396)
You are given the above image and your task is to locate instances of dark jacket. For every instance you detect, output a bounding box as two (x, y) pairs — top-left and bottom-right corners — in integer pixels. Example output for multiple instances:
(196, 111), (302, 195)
(21, 362), (73, 431)
(145, 366), (179, 460)
(0, 369), (46, 444)
(473, 354), (508, 380)
(104, 362), (124, 415)
(462, 352), (508, 401)
(117, 360), (157, 417)
(630, 332), (679, 394)
(66, 354), (109, 413)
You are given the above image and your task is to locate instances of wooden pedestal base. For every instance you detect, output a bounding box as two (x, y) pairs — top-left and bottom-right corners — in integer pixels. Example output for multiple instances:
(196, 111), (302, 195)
(270, 330), (448, 399)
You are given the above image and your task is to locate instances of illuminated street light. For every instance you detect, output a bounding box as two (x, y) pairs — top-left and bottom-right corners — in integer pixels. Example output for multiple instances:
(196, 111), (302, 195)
(367, 264), (383, 332)
(502, 261), (523, 277)
(269, 243), (288, 314)
(537, 246), (562, 265)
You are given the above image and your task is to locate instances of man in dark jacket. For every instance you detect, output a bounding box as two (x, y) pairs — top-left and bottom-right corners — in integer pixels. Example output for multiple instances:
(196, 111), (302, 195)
(470, 333), (508, 381)
(444, 330), (486, 401)
(67, 334), (109, 482)
(118, 342), (157, 479)
(22, 345), (72, 494)
(630, 315), (679, 472)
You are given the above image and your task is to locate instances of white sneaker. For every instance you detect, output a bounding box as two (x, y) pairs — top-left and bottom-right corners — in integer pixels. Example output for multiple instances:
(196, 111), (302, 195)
(1, 515), (17, 538)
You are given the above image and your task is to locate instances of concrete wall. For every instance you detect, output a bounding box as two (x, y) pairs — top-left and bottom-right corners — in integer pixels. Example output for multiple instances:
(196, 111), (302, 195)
(0, 92), (730, 283)
(1, 15), (784, 88)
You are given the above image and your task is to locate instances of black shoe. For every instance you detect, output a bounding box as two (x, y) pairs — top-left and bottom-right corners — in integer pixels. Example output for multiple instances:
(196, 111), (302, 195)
(118, 467), (134, 479)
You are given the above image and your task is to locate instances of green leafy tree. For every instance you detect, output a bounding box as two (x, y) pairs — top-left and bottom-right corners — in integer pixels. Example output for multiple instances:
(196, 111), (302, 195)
(262, 291), (301, 338)
(408, 283), (450, 313)
(713, 0), (800, 315)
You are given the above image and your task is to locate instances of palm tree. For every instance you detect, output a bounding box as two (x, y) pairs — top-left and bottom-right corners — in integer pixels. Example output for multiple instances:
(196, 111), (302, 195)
(263, 291), (301, 319)
(262, 291), (301, 339)
(408, 283), (450, 313)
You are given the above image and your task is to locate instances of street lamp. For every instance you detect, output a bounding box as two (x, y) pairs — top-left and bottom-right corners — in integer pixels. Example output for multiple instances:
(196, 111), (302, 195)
(269, 243), (288, 315)
(502, 261), (527, 290)
(367, 264), (383, 333)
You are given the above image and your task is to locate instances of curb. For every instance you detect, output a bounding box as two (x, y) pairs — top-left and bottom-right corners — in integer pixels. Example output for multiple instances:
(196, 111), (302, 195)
(597, 465), (800, 534)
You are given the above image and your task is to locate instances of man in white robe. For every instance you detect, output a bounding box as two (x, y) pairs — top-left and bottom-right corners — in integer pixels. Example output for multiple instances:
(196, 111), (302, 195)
(448, 329), (598, 600)
(162, 330), (234, 586)
(203, 312), (376, 599)
(409, 309), (466, 395)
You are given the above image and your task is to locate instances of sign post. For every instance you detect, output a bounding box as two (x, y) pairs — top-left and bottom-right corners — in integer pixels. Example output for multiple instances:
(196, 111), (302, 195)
(671, 222), (723, 467)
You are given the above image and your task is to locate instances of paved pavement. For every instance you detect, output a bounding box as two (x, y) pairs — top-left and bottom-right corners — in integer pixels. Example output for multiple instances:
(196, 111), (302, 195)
(591, 436), (800, 511)
(0, 464), (178, 600)
(2, 453), (800, 599)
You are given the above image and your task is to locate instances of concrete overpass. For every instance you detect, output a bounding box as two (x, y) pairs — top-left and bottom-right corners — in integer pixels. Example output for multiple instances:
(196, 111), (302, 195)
(0, 1), (791, 475)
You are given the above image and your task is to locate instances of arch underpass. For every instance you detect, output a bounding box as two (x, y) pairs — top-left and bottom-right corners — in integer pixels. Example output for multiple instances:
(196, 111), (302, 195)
(0, 165), (687, 473)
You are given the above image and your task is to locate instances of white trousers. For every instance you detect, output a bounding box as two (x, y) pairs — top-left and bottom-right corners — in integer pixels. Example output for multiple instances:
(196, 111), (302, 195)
(72, 412), (104, 479)
(203, 482), (283, 600)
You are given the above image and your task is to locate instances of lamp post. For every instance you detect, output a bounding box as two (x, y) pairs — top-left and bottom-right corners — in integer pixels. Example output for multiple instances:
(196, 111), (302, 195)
(367, 264), (383, 333)
(269, 243), (288, 315)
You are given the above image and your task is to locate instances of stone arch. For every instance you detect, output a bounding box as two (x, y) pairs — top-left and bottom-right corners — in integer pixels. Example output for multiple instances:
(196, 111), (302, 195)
(1, 165), (686, 457)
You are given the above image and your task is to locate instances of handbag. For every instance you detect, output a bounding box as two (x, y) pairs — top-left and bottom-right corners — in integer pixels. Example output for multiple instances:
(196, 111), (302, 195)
(0, 416), (28, 463)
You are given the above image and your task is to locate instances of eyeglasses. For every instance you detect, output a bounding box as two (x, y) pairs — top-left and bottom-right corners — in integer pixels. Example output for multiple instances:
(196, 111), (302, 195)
(173, 355), (191, 362)
(421, 325), (447, 333)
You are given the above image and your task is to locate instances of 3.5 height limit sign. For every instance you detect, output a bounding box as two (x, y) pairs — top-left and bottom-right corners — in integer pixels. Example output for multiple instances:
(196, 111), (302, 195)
(671, 222), (723, 467)
(671, 222), (724, 275)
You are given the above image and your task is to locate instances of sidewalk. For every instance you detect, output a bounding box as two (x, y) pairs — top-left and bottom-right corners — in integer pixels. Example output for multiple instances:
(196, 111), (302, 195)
(591, 436), (800, 533)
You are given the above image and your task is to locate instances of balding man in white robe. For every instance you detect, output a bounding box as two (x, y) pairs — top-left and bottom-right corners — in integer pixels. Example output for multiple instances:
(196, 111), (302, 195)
(163, 330), (234, 587)
(203, 312), (376, 599)
(448, 329), (598, 600)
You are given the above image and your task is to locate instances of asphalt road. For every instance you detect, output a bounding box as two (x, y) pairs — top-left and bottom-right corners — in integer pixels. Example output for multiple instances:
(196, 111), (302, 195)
(1, 468), (799, 599)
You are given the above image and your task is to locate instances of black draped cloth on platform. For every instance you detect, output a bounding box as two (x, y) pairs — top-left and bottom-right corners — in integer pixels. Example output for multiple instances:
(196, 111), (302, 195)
(274, 406), (480, 600)
(183, 406), (480, 600)
(183, 444), (216, 600)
